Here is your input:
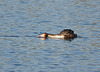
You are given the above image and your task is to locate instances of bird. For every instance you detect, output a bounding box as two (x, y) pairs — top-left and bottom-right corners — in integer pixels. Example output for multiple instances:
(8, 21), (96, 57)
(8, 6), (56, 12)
(37, 29), (77, 39)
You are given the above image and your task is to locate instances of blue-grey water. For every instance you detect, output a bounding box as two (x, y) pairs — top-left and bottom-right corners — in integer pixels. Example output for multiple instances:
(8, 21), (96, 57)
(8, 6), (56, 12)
(0, 0), (100, 72)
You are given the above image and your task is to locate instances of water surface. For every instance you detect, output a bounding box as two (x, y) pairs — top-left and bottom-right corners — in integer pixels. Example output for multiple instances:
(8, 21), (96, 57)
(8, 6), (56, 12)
(0, 0), (100, 72)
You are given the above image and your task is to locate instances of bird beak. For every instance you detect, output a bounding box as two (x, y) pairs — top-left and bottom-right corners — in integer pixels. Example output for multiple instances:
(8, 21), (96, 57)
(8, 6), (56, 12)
(37, 34), (44, 38)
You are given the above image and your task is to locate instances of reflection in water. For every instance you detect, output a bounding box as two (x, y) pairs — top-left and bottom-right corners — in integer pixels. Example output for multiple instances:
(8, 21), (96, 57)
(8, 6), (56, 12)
(38, 37), (76, 42)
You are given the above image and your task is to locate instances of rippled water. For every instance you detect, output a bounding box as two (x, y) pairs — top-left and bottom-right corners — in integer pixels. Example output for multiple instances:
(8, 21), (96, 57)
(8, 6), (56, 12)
(0, 0), (100, 72)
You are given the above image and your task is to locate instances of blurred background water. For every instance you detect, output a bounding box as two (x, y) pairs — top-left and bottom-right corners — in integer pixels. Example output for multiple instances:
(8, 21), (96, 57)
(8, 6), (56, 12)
(0, 0), (100, 72)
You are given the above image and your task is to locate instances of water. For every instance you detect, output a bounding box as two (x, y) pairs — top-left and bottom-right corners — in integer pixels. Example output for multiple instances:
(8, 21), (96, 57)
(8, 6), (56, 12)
(0, 0), (100, 72)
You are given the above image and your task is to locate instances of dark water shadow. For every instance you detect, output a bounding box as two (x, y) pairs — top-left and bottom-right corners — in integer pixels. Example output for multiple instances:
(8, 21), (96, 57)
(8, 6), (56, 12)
(0, 35), (35, 37)
(0, 35), (20, 37)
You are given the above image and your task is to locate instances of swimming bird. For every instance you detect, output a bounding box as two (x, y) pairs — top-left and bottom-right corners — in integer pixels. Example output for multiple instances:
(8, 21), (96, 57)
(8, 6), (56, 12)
(37, 29), (77, 39)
